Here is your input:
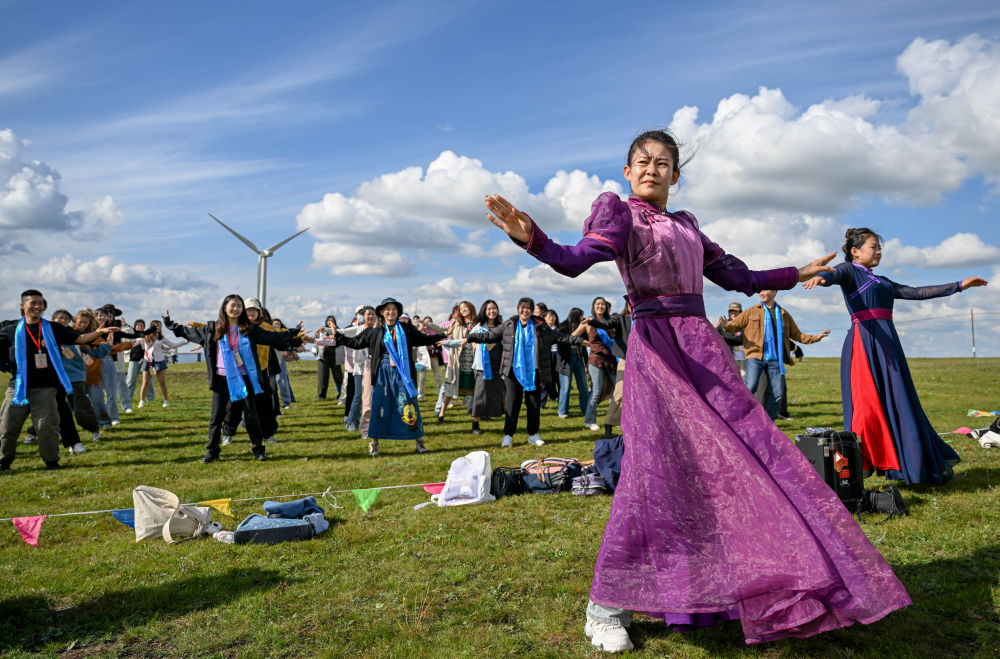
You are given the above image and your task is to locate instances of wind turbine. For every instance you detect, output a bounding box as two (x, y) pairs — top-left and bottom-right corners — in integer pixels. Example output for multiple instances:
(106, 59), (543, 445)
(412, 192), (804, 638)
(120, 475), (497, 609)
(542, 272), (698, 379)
(208, 213), (310, 309)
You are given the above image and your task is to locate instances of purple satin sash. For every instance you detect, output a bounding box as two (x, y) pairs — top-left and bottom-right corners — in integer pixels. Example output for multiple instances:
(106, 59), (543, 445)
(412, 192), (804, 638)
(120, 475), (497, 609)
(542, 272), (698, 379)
(629, 294), (706, 319)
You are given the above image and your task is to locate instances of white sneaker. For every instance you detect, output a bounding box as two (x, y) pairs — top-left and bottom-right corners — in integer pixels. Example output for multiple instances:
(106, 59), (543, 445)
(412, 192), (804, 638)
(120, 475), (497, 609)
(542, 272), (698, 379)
(70, 442), (87, 454)
(138, 400), (145, 409)
(91, 431), (101, 442)
(527, 434), (545, 446)
(276, 413), (283, 419)
(266, 436), (278, 444)
(979, 430), (1000, 449)
(558, 413), (569, 419)
(111, 419), (121, 426)
(501, 435), (513, 448)
(22, 434), (37, 445)
(588, 423), (601, 431)
(124, 407), (133, 414)
(162, 401), (169, 408)
(221, 435), (232, 446)
(585, 620), (634, 653)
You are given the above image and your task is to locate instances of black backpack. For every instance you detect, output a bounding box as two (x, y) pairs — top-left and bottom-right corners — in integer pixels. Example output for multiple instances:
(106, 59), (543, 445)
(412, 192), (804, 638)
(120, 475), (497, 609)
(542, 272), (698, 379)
(490, 467), (525, 499)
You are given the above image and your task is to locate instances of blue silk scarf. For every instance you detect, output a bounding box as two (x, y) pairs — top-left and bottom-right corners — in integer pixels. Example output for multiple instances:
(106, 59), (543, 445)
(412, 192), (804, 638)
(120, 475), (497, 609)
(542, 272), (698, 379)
(475, 326), (493, 381)
(383, 323), (417, 398)
(218, 327), (263, 402)
(512, 319), (536, 391)
(13, 318), (73, 406)
(762, 303), (786, 375)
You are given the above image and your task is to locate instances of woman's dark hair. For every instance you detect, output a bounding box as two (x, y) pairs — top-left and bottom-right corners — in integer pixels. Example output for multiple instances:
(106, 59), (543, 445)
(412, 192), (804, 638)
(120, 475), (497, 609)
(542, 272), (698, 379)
(214, 294), (250, 341)
(272, 318), (284, 328)
(626, 130), (690, 173)
(534, 301), (548, 314)
(325, 315), (337, 328)
(150, 319), (163, 339)
(260, 307), (273, 324)
(544, 309), (559, 325)
(477, 299), (501, 327)
(843, 227), (883, 262)
(52, 309), (72, 322)
(591, 296), (611, 321)
(134, 319), (146, 331)
(561, 307), (584, 333)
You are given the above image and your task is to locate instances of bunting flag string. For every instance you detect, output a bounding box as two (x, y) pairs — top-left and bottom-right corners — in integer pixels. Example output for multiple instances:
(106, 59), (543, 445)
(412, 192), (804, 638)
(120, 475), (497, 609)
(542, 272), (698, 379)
(3, 479), (448, 545)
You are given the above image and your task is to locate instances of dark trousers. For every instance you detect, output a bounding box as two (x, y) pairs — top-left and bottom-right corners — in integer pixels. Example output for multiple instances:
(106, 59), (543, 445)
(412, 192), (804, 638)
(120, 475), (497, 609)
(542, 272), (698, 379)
(56, 390), (81, 448)
(30, 381), (98, 447)
(343, 372), (355, 414)
(503, 372), (541, 436)
(317, 360), (341, 398)
(208, 375), (265, 457)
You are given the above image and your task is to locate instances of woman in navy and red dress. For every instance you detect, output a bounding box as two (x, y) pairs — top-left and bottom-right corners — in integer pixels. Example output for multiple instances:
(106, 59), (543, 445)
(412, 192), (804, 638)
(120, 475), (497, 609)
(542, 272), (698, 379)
(804, 228), (987, 484)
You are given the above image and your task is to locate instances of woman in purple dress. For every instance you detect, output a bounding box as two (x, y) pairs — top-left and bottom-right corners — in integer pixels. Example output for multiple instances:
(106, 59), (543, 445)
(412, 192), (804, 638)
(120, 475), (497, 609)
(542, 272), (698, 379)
(803, 228), (988, 485)
(484, 131), (911, 651)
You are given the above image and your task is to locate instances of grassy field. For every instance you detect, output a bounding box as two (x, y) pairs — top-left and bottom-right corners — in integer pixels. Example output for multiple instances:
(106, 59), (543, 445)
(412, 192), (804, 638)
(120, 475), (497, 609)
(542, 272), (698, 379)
(1, 358), (998, 658)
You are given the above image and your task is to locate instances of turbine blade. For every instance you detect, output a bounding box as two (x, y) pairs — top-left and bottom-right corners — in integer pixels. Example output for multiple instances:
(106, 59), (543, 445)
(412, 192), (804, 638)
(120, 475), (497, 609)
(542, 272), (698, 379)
(208, 213), (261, 253)
(265, 227), (310, 253)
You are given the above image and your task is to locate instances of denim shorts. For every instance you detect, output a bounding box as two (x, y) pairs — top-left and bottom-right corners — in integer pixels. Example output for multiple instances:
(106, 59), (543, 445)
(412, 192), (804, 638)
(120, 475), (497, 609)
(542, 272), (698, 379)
(141, 360), (168, 373)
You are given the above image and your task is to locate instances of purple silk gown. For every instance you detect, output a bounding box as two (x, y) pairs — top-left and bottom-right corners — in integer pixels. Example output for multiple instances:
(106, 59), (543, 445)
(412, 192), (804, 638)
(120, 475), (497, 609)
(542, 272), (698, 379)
(517, 192), (910, 644)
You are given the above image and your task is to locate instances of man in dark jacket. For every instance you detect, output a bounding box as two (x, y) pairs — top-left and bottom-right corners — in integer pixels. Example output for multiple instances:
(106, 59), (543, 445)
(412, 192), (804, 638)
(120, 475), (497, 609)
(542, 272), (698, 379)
(466, 297), (585, 447)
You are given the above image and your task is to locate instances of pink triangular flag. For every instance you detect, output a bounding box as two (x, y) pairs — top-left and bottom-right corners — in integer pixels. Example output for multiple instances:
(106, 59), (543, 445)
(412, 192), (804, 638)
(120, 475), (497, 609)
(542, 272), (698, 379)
(950, 427), (973, 435)
(12, 515), (47, 547)
(422, 482), (446, 495)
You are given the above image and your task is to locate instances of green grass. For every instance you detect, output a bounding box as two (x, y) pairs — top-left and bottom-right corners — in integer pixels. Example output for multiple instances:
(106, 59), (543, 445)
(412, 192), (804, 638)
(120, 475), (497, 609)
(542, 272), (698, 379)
(1, 358), (998, 658)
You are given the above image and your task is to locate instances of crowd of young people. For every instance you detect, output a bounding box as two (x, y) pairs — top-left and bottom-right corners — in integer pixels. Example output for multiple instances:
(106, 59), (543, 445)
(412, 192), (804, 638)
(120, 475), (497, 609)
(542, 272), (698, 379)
(0, 127), (990, 652)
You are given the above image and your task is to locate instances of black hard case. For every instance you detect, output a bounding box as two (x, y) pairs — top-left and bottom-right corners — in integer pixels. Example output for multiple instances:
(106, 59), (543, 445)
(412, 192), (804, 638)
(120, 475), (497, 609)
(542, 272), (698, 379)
(794, 430), (865, 513)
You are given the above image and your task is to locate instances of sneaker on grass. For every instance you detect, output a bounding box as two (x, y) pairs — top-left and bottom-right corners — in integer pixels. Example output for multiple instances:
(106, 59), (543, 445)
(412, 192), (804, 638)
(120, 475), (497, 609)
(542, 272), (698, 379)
(22, 434), (36, 445)
(162, 400), (169, 408)
(584, 620), (634, 653)
(70, 442), (87, 454)
(221, 435), (232, 446)
(527, 434), (545, 446)
(91, 431), (101, 442)
(501, 435), (513, 448)
(138, 400), (145, 409)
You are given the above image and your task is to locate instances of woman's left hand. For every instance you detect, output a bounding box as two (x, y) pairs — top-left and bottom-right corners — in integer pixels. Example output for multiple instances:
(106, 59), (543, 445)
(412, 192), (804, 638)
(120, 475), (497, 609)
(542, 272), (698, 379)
(962, 276), (989, 289)
(797, 253), (836, 282)
(801, 276), (825, 290)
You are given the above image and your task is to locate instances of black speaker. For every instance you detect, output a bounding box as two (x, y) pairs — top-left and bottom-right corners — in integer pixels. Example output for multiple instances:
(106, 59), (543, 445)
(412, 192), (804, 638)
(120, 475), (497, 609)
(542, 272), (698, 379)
(795, 429), (866, 513)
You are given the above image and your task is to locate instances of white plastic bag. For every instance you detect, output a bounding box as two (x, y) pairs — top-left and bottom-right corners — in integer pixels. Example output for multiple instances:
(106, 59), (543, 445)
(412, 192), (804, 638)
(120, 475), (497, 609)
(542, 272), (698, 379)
(432, 451), (495, 507)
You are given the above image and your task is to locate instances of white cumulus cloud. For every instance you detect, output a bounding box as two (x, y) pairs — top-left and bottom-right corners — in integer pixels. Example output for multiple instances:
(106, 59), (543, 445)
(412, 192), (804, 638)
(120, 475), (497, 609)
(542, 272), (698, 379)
(296, 151), (623, 256)
(311, 242), (412, 277)
(899, 34), (1000, 184)
(0, 128), (83, 231)
(882, 232), (1000, 269)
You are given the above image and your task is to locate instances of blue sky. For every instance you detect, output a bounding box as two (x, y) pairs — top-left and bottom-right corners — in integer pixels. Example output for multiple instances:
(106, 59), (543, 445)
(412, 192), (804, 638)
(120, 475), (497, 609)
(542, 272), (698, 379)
(2, 0), (999, 357)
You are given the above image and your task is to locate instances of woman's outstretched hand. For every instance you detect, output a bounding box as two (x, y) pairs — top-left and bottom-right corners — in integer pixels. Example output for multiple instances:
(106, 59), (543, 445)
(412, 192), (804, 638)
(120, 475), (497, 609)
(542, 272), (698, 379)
(962, 276), (989, 289)
(797, 253), (836, 282)
(485, 194), (533, 244)
(801, 276), (825, 290)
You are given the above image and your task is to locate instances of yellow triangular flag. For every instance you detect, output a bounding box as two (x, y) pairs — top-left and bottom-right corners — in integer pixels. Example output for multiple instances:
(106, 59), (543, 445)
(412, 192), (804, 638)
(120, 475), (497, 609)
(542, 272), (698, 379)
(200, 498), (233, 518)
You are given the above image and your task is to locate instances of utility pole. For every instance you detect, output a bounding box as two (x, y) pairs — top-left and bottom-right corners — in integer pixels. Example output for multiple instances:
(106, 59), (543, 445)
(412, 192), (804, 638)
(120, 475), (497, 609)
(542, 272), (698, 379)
(971, 308), (976, 358)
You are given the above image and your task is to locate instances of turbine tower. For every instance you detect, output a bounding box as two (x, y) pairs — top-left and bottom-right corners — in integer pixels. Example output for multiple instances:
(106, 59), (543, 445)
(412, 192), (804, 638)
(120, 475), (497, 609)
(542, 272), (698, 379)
(208, 213), (309, 309)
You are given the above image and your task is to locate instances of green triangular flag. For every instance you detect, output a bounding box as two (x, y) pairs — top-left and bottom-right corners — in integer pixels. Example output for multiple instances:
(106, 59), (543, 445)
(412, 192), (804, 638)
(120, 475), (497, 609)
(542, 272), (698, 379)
(353, 488), (379, 512)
